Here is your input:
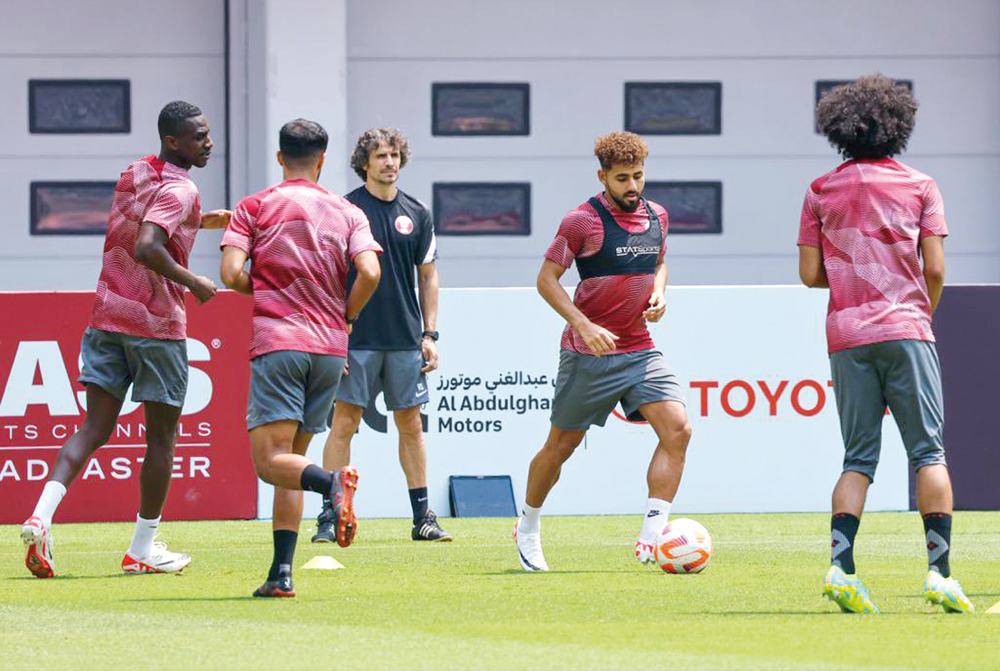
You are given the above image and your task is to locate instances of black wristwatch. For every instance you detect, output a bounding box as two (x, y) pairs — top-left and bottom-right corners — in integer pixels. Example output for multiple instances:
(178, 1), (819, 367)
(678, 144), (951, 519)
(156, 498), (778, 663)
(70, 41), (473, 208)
(346, 314), (358, 325)
(422, 330), (439, 341)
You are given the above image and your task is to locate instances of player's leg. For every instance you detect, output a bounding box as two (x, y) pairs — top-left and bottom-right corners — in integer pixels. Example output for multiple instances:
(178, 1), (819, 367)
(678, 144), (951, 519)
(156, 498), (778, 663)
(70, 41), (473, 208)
(120, 400), (191, 574)
(23, 329), (129, 578)
(882, 340), (972, 612)
(254, 427), (312, 598)
(314, 350), (374, 543)
(634, 399), (691, 562)
(618, 350), (688, 563)
(823, 344), (883, 614)
(312, 401), (363, 542)
(118, 335), (192, 574)
(515, 351), (613, 572)
(323, 402), (365, 470)
(385, 350), (450, 541)
(249, 352), (357, 555)
(515, 423), (587, 572)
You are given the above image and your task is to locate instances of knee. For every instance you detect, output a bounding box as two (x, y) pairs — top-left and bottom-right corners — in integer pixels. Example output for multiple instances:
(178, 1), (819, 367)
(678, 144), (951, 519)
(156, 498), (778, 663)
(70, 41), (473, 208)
(80, 419), (115, 448)
(394, 410), (424, 441)
(662, 419), (692, 457)
(546, 432), (584, 462)
(330, 410), (362, 442)
(251, 450), (277, 483)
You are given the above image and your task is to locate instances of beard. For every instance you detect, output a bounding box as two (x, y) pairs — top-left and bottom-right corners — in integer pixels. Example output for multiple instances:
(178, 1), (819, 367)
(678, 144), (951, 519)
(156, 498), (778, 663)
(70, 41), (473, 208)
(609, 190), (641, 212)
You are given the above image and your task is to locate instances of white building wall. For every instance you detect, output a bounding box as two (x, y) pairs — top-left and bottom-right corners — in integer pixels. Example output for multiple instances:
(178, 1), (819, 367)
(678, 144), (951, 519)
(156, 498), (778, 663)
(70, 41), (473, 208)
(346, 0), (1000, 287)
(0, 0), (230, 290)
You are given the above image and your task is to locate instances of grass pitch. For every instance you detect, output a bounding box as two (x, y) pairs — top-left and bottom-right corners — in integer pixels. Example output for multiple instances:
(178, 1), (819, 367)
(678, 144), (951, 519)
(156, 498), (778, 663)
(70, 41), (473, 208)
(2, 513), (999, 670)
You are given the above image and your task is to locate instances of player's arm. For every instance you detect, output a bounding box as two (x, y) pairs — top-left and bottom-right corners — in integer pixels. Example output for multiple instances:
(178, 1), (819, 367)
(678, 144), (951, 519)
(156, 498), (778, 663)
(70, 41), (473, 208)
(219, 246), (253, 296)
(536, 259), (618, 356)
(798, 245), (829, 288)
(417, 261), (439, 372)
(200, 209), (232, 229)
(134, 222), (217, 303)
(920, 235), (945, 313)
(346, 250), (381, 329)
(644, 258), (668, 322)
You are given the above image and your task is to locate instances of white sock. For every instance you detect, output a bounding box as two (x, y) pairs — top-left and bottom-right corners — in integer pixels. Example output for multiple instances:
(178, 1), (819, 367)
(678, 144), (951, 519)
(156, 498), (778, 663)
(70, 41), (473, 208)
(32, 481), (67, 529)
(127, 515), (161, 558)
(640, 497), (672, 540)
(519, 503), (542, 534)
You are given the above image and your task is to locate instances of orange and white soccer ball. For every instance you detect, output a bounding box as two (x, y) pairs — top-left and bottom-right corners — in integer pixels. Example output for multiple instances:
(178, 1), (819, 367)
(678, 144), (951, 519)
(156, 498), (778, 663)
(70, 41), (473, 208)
(655, 518), (713, 574)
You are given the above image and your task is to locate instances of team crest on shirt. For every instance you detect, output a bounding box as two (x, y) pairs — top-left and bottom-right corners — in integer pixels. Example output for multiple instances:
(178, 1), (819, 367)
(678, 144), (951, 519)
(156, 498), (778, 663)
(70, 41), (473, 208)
(394, 215), (414, 235)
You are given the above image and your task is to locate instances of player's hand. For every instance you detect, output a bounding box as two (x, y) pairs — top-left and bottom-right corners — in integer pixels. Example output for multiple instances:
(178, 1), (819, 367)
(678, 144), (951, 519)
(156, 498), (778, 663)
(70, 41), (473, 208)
(578, 320), (619, 356)
(421, 337), (439, 373)
(643, 292), (666, 322)
(200, 209), (232, 229)
(189, 275), (218, 303)
(343, 358), (350, 376)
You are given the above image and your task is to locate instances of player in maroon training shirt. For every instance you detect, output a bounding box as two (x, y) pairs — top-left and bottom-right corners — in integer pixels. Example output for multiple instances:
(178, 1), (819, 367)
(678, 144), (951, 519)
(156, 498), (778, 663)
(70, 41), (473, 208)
(21, 101), (229, 578)
(513, 132), (692, 572)
(221, 119), (382, 597)
(801, 75), (972, 613)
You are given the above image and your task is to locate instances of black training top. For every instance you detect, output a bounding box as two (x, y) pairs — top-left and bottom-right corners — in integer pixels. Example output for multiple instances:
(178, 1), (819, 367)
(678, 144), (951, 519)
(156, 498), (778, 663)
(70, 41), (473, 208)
(346, 186), (437, 350)
(575, 197), (661, 280)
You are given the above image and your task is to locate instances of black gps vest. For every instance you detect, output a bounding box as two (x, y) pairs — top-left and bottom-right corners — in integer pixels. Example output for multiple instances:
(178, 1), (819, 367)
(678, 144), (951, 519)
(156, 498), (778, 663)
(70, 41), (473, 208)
(575, 197), (662, 280)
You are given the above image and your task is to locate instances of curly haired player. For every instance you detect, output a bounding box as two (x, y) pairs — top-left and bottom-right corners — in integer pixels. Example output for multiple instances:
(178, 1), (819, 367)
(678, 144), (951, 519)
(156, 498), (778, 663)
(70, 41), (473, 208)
(800, 74), (973, 614)
(513, 131), (692, 571)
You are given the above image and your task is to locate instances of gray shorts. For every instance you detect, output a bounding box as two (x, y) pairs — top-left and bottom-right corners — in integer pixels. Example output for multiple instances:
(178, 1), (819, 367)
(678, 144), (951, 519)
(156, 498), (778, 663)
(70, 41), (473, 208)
(336, 349), (429, 411)
(550, 349), (684, 431)
(78, 327), (188, 407)
(830, 339), (946, 481)
(247, 351), (345, 434)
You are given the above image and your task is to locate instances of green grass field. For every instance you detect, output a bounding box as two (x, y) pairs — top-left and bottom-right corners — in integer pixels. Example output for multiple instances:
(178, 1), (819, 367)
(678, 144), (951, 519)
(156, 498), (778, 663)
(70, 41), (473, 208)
(2, 513), (999, 670)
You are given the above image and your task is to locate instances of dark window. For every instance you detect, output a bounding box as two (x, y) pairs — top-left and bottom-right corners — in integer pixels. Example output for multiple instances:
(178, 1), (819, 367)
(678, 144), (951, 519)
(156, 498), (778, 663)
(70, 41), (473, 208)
(433, 183), (531, 236)
(30, 181), (115, 235)
(29, 79), (131, 134)
(644, 181), (722, 234)
(814, 79), (913, 133)
(625, 82), (722, 136)
(432, 83), (529, 136)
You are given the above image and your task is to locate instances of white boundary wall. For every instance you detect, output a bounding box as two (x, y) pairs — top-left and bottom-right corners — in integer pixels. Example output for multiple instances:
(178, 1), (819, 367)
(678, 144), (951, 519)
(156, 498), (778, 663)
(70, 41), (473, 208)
(257, 285), (909, 519)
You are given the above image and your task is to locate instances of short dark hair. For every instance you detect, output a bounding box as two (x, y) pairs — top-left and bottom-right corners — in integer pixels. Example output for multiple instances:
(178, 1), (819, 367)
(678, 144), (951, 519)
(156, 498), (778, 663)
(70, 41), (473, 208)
(816, 74), (917, 160)
(157, 100), (202, 139)
(279, 118), (329, 161)
(350, 128), (411, 180)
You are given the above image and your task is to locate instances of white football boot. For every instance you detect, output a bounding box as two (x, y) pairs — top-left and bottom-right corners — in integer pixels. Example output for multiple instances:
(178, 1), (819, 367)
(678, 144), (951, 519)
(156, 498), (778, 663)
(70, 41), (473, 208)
(634, 537), (657, 564)
(513, 518), (549, 572)
(21, 516), (55, 578)
(122, 541), (192, 574)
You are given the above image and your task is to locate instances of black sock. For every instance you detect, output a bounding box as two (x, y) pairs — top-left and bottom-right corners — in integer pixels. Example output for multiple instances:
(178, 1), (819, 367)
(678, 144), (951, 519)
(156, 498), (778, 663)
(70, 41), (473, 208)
(300, 464), (333, 495)
(409, 487), (429, 524)
(268, 530), (297, 581)
(831, 513), (860, 574)
(922, 513), (952, 578)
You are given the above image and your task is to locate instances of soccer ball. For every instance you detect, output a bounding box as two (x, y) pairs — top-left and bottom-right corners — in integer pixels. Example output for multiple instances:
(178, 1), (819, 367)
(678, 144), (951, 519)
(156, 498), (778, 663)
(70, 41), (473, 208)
(655, 518), (713, 574)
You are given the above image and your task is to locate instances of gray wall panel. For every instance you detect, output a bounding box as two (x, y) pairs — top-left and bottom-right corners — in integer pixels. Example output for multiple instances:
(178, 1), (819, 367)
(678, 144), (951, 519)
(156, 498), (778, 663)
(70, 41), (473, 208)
(346, 1), (1000, 287)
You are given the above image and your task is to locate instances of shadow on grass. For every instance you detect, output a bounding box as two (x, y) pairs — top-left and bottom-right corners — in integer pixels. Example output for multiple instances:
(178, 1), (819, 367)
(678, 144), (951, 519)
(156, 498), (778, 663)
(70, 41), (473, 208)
(6, 574), (129, 581)
(119, 596), (258, 603)
(480, 569), (635, 576)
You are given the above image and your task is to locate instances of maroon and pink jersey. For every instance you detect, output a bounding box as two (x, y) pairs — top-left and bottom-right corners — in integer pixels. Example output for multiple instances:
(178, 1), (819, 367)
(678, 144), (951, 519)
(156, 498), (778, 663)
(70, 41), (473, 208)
(798, 158), (949, 354)
(544, 193), (669, 355)
(222, 179), (383, 359)
(90, 155), (201, 341)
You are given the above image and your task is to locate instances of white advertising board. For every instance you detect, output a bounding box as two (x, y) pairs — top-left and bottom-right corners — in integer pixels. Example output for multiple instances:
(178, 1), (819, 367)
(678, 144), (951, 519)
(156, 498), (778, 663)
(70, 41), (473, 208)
(257, 286), (909, 519)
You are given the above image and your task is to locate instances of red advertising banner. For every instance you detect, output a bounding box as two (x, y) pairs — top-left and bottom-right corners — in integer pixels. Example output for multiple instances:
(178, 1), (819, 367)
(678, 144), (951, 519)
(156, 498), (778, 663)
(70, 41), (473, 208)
(0, 291), (257, 523)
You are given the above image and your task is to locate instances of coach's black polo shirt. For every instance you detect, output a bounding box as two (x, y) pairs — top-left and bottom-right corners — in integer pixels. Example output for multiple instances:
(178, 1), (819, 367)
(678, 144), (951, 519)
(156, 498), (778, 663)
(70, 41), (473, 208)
(346, 186), (437, 351)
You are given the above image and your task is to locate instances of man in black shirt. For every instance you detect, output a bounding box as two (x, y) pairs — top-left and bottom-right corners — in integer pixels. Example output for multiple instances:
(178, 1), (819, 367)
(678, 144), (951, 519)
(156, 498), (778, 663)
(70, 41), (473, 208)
(312, 128), (452, 542)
